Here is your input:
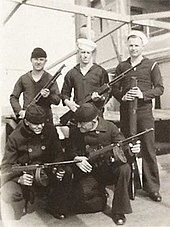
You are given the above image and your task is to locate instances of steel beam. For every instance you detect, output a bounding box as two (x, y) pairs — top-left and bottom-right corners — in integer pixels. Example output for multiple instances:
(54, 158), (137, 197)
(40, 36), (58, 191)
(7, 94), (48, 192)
(10, 0), (130, 23)
(4, 0), (27, 25)
(131, 11), (170, 20)
(132, 19), (170, 30)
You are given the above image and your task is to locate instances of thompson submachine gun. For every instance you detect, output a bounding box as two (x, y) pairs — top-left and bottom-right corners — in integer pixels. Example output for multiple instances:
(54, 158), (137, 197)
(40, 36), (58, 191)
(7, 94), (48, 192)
(12, 160), (79, 187)
(12, 160), (79, 176)
(87, 128), (153, 165)
(12, 159), (78, 213)
(60, 62), (141, 125)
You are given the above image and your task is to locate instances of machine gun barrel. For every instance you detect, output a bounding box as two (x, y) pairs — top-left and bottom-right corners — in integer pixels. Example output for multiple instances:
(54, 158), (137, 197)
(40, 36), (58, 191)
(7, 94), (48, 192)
(12, 160), (79, 172)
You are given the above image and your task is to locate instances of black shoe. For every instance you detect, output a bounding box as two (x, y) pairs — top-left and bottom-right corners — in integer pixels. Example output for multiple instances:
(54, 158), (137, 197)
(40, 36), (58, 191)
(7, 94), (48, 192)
(47, 209), (66, 219)
(52, 213), (66, 220)
(112, 214), (126, 225)
(149, 192), (162, 202)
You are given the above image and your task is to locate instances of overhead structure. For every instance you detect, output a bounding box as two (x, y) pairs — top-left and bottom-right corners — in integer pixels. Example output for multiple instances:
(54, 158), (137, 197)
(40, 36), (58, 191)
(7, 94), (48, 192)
(5, 0), (130, 23)
(4, 0), (27, 25)
(6, 1), (170, 27)
(4, 0), (170, 70)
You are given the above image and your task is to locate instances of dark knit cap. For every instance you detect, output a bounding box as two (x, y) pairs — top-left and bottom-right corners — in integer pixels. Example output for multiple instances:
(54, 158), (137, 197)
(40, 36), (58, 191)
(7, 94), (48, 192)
(25, 104), (47, 124)
(74, 103), (99, 123)
(31, 47), (47, 59)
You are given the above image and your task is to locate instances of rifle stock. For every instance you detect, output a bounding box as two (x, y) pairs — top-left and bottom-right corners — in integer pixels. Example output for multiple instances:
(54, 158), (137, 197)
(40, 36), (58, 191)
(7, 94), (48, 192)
(60, 63), (141, 125)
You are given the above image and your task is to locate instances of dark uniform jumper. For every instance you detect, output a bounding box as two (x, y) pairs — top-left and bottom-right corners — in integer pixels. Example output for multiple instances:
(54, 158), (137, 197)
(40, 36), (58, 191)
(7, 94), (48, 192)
(10, 71), (60, 121)
(112, 57), (164, 193)
(61, 63), (109, 109)
(68, 117), (132, 215)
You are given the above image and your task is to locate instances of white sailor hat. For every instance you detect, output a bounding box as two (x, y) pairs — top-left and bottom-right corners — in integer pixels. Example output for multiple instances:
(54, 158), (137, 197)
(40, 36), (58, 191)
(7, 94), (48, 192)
(127, 30), (148, 45)
(77, 38), (97, 52)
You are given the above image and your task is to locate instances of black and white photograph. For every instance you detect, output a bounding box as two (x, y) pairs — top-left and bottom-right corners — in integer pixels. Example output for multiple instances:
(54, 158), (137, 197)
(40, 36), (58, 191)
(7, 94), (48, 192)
(1, 0), (170, 226)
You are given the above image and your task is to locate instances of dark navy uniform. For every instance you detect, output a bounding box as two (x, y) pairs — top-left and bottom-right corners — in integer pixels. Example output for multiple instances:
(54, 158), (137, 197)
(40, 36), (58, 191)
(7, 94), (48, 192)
(68, 117), (132, 216)
(10, 71), (60, 122)
(112, 57), (164, 194)
(61, 63), (109, 110)
(1, 120), (72, 219)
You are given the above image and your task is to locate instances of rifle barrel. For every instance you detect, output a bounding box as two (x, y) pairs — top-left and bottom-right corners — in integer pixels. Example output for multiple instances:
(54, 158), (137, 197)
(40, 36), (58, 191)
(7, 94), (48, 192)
(43, 160), (80, 167)
(108, 62), (141, 87)
(118, 128), (154, 145)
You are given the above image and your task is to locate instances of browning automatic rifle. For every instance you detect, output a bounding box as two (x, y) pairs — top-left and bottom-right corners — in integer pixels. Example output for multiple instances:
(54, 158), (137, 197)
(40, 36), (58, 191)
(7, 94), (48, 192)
(87, 128), (153, 164)
(29, 64), (66, 106)
(60, 62), (141, 125)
